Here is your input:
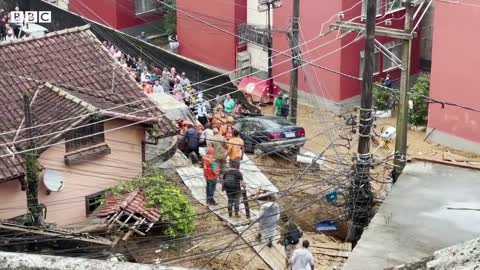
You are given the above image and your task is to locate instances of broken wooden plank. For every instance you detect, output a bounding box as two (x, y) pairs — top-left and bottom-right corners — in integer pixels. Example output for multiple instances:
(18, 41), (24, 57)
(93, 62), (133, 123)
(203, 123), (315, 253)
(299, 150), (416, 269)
(311, 242), (352, 251)
(311, 247), (351, 258)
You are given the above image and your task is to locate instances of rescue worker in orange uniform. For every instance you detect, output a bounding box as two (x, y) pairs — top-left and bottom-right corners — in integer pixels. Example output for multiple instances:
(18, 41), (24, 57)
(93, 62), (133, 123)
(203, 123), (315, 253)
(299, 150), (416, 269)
(203, 147), (220, 205)
(210, 105), (226, 130)
(220, 116), (235, 140)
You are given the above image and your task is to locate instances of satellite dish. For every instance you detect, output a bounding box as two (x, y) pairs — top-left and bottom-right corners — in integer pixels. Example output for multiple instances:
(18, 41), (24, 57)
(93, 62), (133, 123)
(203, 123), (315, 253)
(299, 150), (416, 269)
(43, 169), (64, 193)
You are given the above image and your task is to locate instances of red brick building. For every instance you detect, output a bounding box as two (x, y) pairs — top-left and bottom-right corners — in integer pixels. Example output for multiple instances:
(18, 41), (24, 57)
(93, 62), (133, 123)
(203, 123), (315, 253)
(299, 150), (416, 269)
(176, 0), (423, 104)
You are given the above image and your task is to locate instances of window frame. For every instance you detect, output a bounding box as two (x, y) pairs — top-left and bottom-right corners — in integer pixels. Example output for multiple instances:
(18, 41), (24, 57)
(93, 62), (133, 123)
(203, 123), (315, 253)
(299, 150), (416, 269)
(65, 120), (105, 153)
(359, 48), (380, 78)
(385, 0), (404, 14)
(135, 0), (157, 15)
(85, 190), (105, 216)
(382, 41), (403, 72)
(361, 0), (382, 17)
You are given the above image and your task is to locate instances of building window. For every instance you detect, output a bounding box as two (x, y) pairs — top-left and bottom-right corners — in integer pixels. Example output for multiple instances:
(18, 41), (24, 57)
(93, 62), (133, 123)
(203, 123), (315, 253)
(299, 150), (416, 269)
(238, 24), (268, 47)
(361, 0), (382, 16)
(359, 49), (380, 77)
(383, 41), (403, 71)
(85, 191), (105, 216)
(385, 0), (403, 13)
(135, 0), (156, 14)
(65, 120), (105, 152)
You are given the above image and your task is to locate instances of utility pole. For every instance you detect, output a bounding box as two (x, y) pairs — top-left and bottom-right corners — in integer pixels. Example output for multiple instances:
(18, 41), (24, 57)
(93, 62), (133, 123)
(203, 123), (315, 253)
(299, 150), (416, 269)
(266, 4), (274, 98)
(349, 0), (376, 246)
(329, 0), (418, 245)
(393, 0), (414, 182)
(23, 93), (42, 226)
(288, 0), (300, 124)
(257, 0), (282, 99)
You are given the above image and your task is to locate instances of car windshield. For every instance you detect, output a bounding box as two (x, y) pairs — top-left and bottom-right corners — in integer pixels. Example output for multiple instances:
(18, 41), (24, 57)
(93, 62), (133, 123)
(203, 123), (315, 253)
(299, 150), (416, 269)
(258, 117), (293, 130)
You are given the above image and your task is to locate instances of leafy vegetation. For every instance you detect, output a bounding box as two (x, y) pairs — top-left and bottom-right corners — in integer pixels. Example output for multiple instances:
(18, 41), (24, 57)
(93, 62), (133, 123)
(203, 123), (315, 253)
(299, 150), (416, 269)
(408, 73), (430, 126)
(162, 0), (177, 36)
(373, 83), (394, 111)
(110, 170), (194, 237)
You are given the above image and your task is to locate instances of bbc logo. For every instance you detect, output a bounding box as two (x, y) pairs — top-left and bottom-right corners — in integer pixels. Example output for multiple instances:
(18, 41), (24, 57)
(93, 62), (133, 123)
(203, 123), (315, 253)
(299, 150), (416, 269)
(10, 11), (52, 24)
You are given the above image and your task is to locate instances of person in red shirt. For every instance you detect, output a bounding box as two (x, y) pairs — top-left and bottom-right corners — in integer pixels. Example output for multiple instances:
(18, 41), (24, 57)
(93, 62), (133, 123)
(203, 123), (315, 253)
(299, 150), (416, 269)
(203, 147), (220, 205)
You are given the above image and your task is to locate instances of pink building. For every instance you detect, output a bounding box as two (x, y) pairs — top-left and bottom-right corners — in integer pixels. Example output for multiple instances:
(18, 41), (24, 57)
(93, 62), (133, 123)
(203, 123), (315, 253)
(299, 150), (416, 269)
(0, 25), (176, 226)
(69, 0), (163, 36)
(427, 0), (480, 154)
(176, 0), (422, 104)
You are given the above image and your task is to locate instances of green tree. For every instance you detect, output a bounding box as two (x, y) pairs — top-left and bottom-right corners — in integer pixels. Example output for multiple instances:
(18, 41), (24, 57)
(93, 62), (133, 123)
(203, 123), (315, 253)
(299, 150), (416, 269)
(162, 0), (177, 36)
(110, 172), (194, 237)
(408, 73), (430, 126)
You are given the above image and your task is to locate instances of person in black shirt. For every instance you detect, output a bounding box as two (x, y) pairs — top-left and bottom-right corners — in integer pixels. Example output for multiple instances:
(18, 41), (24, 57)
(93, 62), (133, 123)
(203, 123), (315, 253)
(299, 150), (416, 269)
(222, 168), (245, 217)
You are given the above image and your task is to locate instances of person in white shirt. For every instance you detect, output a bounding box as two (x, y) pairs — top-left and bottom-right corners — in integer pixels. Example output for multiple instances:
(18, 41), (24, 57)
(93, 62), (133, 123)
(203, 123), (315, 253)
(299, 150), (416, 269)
(195, 98), (208, 126)
(178, 72), (191, 87)
(200, 123), (213, 147)
(290, 240), (315, 270)
(152, 80), (164, 94)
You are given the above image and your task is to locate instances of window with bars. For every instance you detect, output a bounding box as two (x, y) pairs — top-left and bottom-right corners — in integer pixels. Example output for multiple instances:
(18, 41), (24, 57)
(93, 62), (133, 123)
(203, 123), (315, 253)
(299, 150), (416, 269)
(238, 24), (268, 47)
(361, 0), (382, 16)
(385, 0), (403, 13)
(383, 41), (403, 71)
(359, 49), (380, 77)
(135, 0), (156, 14)
(65, 121), (105, 152)
(85, 191), (105, 216)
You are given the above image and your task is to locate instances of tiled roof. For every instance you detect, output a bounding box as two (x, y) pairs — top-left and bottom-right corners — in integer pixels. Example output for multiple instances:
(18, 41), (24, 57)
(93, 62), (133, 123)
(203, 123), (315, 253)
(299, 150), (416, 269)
(97, 191), (161, 223)
(0, 25), (177, 182)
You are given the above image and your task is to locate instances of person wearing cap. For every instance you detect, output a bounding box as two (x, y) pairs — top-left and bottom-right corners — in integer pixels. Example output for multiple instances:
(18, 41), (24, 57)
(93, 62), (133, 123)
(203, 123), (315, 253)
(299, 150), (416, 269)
(208, 128), (227, 174)
(220, 116), (235, 140)
(203, 147), (219, 205)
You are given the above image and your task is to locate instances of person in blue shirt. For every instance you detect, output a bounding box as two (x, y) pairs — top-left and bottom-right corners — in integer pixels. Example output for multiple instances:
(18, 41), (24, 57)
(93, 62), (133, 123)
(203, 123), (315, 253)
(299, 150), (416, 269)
(223, 94), (235, 115)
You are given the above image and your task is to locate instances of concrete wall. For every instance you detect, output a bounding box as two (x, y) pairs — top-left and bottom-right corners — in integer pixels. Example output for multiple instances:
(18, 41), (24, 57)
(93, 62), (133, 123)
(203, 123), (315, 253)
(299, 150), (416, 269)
(176, 0), (244, 71)
(0, 120), (145, 226)
(427, 0), (480, 153)
(69, 0), (162, 30)
(0, 251), (191, 270)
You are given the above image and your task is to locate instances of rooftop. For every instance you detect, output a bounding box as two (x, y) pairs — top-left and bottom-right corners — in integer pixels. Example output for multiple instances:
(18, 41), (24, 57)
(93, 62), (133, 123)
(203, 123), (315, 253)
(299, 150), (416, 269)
(343, 160), (480, 270)
(0, 25), (177, 183)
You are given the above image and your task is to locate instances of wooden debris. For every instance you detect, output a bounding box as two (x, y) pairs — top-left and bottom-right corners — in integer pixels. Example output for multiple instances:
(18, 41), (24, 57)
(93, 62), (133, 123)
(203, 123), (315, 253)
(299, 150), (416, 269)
(185, 241), (204, 253)
(311, 242), (352, 251)
(311, 247), (351, 258)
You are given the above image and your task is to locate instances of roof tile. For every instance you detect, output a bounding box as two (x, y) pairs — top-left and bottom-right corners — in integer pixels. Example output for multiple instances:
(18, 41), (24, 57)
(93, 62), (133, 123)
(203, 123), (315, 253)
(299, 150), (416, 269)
(0, 26), (177, 182)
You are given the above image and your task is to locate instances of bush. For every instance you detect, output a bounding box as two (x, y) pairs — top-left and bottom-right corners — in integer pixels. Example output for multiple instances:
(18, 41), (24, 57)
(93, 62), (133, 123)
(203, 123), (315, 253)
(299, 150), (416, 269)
(408, 73), (430, 126)
(373, 83), (393, 111)
(110, 173), (194, 237)
(162, 0), (177, 36)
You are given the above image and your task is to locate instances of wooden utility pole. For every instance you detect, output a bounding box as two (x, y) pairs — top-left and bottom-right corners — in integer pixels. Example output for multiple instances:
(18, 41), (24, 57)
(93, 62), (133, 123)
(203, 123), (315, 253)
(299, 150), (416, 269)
(393, 0), (414, 182)
(23, 93), (42, 226)
(349, 0), (376, 246)
(329, 0), (418, 245)
(288, 0), (300, 124)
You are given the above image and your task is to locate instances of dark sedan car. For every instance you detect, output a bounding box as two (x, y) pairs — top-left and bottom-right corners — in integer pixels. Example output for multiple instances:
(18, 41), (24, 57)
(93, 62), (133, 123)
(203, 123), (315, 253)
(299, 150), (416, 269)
(234, 116), (306, 154)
